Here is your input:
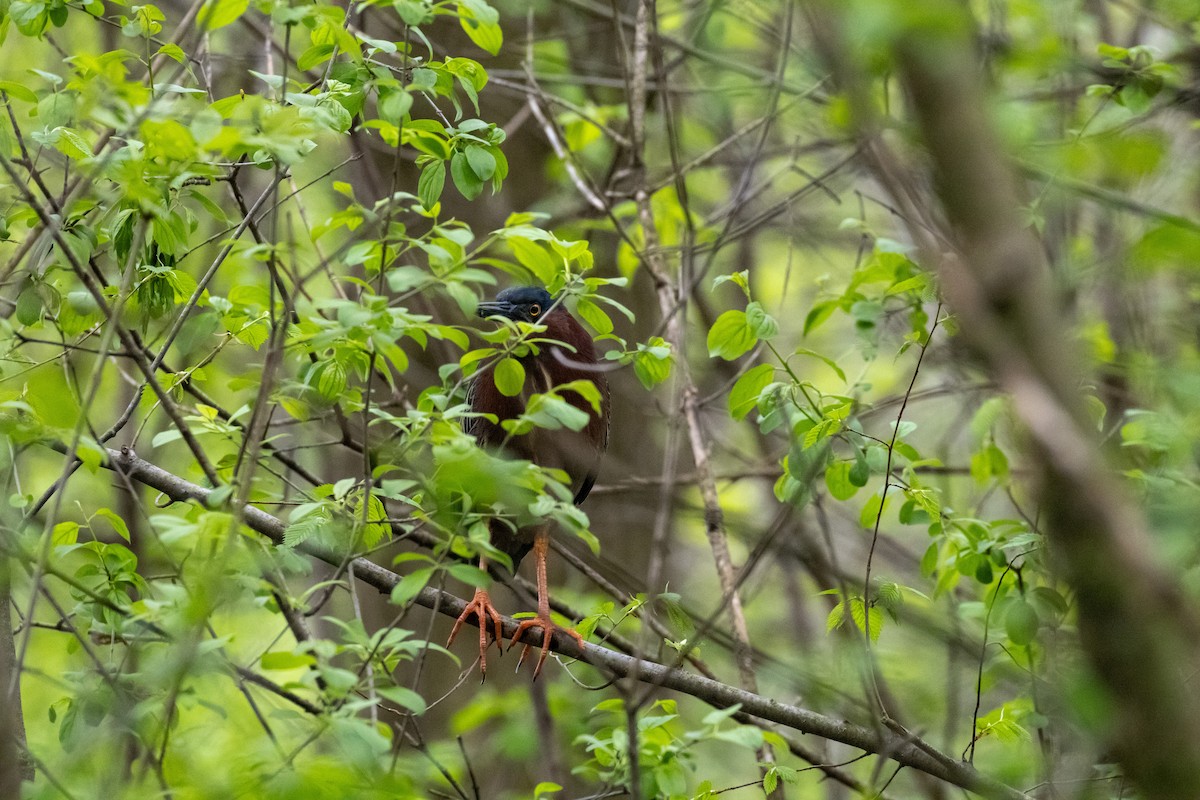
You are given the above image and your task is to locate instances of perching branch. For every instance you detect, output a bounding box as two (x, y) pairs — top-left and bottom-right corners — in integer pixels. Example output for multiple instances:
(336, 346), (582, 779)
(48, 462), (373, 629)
(92, 444), (1028, 800)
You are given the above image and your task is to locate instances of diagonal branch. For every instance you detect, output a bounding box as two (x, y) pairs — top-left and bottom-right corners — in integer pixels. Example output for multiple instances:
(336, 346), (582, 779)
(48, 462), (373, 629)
(91, 443), (1028, 800)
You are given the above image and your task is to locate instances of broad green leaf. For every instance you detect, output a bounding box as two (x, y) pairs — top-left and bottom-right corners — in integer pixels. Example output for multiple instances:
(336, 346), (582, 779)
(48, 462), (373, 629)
(377, 685), (427, 714)
(633, 344), (671, 389)
(155, 43), (186, 63)
(458, 1), (502, 55)
(554, 379), (603, 412)
(378, 89), (413, 124)
(297, 44), (335, 71)
(52, 521), (79, 546)
(655, 761), (688, 796)
(707, 309), (756, 360)
(464, 144), (495, 180)
(728, 363), (773, 420)
(95, 508), (131, 542)
(391, 567), (434, 606)
(493, 357), (524, 396)
(575, 298), (612, 334)
(745, 301), (779, 339)
(446, 563), (491, 587)
(826, 600), (845, 632)
(418, 160), (445, 210)
(15, 286), (42, 326)
(860, 492), (885, 529)
(395, 0), (432, 25)
(764, 769), (778, 795)
(824, 461), (858, 501)
(315, 360), (347, 400)
(261, 651), (316, 670)
(849, 597), (883, 641)
(450, 151), (483, 199)
(1005, 599), (1039, 645)
(849, 451), (870, 486)
(0, 81), (37, 102)
(795, 347), (847, 382)
(505, 236), (556, 283)
(712, 270), (750, 298)
(51, 127), (90, 160)
(199, 0), (248, 30)
(803, 300), (837, 336)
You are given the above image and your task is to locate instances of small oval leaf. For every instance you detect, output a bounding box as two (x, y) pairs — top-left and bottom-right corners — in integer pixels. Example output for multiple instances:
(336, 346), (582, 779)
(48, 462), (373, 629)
(494, 357), (524, 396)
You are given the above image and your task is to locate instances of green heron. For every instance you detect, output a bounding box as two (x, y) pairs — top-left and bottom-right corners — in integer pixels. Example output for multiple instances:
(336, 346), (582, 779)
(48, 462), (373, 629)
(448, 286), (611, 678)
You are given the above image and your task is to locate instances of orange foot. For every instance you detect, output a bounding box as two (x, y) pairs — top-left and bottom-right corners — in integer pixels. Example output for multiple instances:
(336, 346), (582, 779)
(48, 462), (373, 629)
(508, 613), (586, 679)
(447, 588), (504, 680)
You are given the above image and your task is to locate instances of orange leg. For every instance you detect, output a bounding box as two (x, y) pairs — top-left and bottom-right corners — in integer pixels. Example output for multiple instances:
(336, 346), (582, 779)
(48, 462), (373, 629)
(508, 528), (586, 679)
(447, 558), (504, 679)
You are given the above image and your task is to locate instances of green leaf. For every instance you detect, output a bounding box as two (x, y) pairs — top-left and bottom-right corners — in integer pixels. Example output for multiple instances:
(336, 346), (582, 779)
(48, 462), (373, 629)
(457, 1), (502, 56)
(417, 160), (446, 210)
(728, 363), (773, 420)
(826, 600), (844, 632)
(94, 508), (131, 542)
(515, 393), (589, 432)
(450, 151), (484, 199)
(859, 492), (885, 529)
(315, 360), (347, 400)
(712, 270), (750, 298)
(378, 89), (413, 124)
(849, 451), (870, 486)
(575, 298), (612, 334)
(795, 347), (847, 382)
(493, 357), (524, 396)
(970, 396), (1006, 442)
(1005, 599), (1039, 645)
(654, 760), (688, 796)
(803, 300), (837, 336)
(745, 301), (779, 339)
(52, 521), (79, 546)
(706, 309), (756, 360)
(51, 127), (90, 160)
(824, 461), (859, 501)
(464, 144), (496, 180)
(390, 567), (434, 606)
(155, 43), (186, 63)
(713, 724), (764, 749)
(377, 685), (427, 714)
(9, 1), (49, 35)
(446, 563), (491, 587)
(260, 651), (316, 670)
(15, 286), (42, 326)
(405, 130), (451, 160)
(394, 0), (431, 25)
(971, 442), (1010, 485)
(633, 341), (672, 389)
(199, 0), (248, 30)
(297, 44), (336, 71)
(0, 81), (38, 103)
(849, 597), (883, 641)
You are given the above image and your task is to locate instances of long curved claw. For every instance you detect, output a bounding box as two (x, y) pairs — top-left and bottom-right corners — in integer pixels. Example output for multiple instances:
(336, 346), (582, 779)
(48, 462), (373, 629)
(447, 589), (505, 680)
(508, 614), (586, 680)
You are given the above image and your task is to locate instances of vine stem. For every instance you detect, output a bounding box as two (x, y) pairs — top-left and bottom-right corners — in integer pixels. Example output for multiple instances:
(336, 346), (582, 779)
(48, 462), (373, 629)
(863, 301), (943, 713)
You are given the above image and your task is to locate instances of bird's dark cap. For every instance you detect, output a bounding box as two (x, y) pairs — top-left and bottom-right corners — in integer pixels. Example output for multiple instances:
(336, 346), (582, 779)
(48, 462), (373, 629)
(476, 286), (555, 322)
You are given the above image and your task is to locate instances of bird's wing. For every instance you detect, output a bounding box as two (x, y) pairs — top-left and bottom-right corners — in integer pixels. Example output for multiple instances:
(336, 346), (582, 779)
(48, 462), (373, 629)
(462, 376), (478, 439)
(573, 472), (598, 506)
(571, 375), (610, 506)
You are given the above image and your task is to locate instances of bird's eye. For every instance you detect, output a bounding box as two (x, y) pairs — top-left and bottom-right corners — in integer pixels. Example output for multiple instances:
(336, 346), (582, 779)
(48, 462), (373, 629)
(529, 304), (541, 317)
